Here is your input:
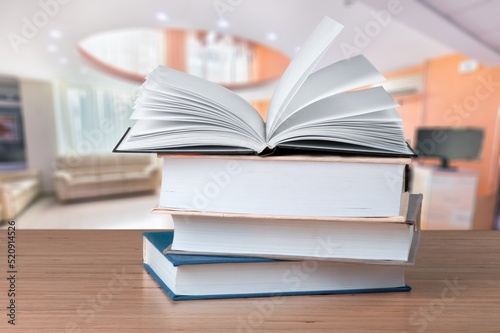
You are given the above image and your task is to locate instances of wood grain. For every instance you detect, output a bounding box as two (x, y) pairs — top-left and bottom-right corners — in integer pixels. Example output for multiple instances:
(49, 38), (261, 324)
(1, 230), (499, 332)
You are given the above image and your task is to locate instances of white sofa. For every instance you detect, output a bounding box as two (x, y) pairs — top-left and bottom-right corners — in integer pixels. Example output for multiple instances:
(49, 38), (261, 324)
(53, 154), (160, 202)
(0, 169), (41, 220)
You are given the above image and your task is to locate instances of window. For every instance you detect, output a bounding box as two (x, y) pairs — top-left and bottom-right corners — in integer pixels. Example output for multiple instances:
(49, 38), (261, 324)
(54, 82), (137, 155)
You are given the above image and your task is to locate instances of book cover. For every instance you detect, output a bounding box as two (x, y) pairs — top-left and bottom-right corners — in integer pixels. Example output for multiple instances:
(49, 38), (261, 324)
(143, 231), (411, 301)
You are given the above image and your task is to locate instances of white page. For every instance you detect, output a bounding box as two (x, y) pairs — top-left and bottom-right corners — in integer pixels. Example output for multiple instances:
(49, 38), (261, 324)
(132, 72), (266, 147)
(122, 132), (261, 151)
(283, 87), (398, 126)
(276, 137), (409, 154)
(265, 17), (344, 137)
(275, 109), (403, 132)
(277, 126), (404, 141)
(270, 111), (403, 141)
(129, 120), (259, 142)
(278, 135), (406, 152)
(143, 74), (260, 132)
(122, 120), (263, 151)
(161, 158), (406, 218)
(129, 111), (249, 135)
(328, 108), (402, 122)
(149, 66), (266, 142)
(173, 216), (412, 261)
(272, 55), (385, 132)
(132, 97), (248, 130)
(134, 98), (245, 125)
(268, 87), (398, 146)
(276, 125), (406, 143)
(131, 100), (258, 137)
(129, 120), (226, 135)
(143, 76), (242, 115)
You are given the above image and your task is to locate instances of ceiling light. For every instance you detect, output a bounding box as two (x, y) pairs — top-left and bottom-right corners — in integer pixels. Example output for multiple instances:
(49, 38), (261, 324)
(46, 44), (58, 52)
(217, 18), (229, 28)
(266, 32), (278, 41)
(50, 29), (63, 39)
(156, 11), (169, 22)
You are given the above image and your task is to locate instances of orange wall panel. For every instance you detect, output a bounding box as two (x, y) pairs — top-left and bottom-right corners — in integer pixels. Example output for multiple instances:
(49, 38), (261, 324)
(252, 45), (289, 82)
(394, 94), (423, 145)
(164, 30), (187, 72)
(423, 54), (500, 197)
(384, 54), (500, 229)
(250, 100), (269, 120)
(385, 64), (423, 80)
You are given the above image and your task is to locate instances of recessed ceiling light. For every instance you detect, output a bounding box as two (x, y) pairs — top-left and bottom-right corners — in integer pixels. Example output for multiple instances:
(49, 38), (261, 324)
(59, 57), (68, 65)
(217, 18), (229, 28)
(46, 44), (58, 52)
(156, 11), (169, 22)
(266, 32), (278, 41)
(50, 29), (63, 39)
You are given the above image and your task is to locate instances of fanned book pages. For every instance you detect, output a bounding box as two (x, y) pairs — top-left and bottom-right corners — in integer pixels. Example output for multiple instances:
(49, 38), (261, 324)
(113, 16), (414, 157)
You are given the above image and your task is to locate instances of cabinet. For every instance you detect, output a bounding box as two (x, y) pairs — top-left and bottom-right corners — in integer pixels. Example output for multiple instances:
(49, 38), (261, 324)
(411, 165), (478, 229)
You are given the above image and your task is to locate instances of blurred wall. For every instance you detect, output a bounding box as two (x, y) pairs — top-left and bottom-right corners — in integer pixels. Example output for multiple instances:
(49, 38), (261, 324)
(389, 53), (500, 229)
(20, 79), (58, 193)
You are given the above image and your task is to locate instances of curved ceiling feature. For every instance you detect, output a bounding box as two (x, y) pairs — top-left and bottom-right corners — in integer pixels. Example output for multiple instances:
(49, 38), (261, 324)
(78, 28), (290, 89)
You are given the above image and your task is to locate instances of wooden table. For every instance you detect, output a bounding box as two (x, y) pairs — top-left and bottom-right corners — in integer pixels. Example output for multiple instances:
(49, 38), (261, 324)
(1, 230), (499, 332)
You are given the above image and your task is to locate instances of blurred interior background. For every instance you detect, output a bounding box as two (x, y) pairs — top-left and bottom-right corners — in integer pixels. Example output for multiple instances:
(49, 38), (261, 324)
(1, 0), (500, 230)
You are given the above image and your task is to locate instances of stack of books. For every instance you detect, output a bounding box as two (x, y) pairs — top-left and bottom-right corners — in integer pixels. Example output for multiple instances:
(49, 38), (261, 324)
(143, 154), (422, 300)
(114, 17), (421, 300)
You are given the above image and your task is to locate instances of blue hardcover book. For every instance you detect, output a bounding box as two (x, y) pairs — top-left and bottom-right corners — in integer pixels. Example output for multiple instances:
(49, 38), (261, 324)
(143, 232), (411, 301)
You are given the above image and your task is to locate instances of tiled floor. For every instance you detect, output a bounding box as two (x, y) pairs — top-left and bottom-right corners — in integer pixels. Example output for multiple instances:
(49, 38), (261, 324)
(1, 194), (173, 229)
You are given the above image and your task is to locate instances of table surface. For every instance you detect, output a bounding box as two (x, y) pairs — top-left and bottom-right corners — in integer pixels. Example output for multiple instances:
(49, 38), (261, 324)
(1, 230), (499, 333)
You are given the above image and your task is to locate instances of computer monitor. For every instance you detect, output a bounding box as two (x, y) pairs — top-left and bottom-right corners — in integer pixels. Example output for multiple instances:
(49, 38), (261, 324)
(414, 127), (484, 169)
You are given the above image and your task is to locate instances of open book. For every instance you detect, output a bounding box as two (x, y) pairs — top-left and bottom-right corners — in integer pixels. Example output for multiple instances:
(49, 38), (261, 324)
(114, 17), (414, 156)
